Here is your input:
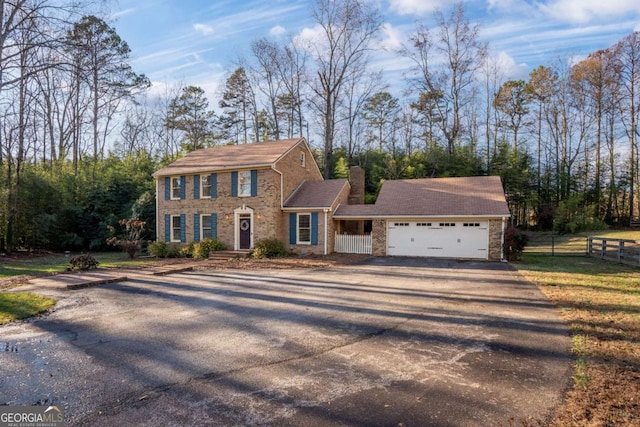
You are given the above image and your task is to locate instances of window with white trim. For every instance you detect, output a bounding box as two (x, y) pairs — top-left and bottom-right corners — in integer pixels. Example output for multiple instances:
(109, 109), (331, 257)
(201, 175), (211, 198)
(297, 213), (311, 244)
(200, 214), (212, 238)
(171, 215), (181, 242)
(439, 222), (456, 227)
(300, 152), (306, 167)
(170, 177), (181, 200)
(238, 171), (251, 197)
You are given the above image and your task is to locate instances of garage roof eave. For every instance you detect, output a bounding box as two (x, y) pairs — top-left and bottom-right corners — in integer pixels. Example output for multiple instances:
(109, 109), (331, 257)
(333, 213), (510, 220)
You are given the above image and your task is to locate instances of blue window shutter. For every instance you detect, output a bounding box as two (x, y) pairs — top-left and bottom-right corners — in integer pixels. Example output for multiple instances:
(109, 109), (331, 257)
(164, 214), (170, 242)
(251, 169), (258, 196)
(211, 213), (217, 239)
(180, 214), (186, 243)
(164, 177), (170, 200)
(289, 213), (297, 244)
(311, 212), (319, 245)
(194, 214), (200, 242)
(180, 176), (186, 200)
(210, 173), (217, 198)
(194, 175), (200, 199)
(231, 171), (238, 197)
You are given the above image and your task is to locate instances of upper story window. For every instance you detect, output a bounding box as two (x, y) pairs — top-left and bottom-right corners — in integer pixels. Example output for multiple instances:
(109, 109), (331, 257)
(201, 175), (211, 199)
(300, 152), (306, 167)
(171, 177), (181, 200)
(238, 171), (251, 197)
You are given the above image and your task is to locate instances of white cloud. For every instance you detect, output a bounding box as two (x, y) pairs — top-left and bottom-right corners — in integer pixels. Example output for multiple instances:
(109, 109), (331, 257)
(379, 23), (404, 51)
(538, 0), (640, 24)
(193, 23), (214, 36)
(269, 25), (286, 36)
(388, 0), (444, 16)
(294, 24), (326, 52)
(489, 51), (528, 80)
(109, 7), (137, 20)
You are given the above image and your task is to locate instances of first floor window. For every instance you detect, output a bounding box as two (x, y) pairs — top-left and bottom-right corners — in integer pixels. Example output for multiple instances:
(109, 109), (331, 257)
(201, 214), (212, 238)
(297, 213), (311, 244)
(171, 215), (181, 242)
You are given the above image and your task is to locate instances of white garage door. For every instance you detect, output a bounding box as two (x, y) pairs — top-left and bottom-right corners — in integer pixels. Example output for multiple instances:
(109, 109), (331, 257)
(387, 221), (489, 259)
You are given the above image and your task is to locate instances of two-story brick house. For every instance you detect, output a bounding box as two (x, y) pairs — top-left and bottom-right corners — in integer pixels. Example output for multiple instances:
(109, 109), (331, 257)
(153, 138), (350, 255)
(154, 138), (511, 260)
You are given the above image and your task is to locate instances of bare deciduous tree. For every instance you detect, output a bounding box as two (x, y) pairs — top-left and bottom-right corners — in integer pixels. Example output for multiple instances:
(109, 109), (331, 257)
(307, 0), (381, 178)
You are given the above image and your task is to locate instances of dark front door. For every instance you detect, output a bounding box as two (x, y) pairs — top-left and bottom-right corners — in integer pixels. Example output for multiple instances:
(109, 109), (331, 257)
(239, 214), (251, 249)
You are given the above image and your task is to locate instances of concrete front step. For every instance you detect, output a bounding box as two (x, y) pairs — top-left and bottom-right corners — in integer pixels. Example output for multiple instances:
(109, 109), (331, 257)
(208, 250), (249, 261)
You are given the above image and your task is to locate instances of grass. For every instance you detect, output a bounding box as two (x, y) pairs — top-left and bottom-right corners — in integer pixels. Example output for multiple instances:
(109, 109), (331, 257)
(0, 292), (56, 325)
(0, 251), (153, 279)
(514, 229), (640, 426)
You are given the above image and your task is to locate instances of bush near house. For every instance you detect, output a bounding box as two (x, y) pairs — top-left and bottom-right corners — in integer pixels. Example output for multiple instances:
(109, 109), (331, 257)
(251, 238), (289, 259)
(147, 239), (225, 259)
(503, 226), (528, 261)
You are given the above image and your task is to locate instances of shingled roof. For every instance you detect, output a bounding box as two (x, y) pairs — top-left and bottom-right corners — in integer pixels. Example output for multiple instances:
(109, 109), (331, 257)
(153, 138), (306, 177)
(284, 179), (349, 209)
(335, 176), (510, 218)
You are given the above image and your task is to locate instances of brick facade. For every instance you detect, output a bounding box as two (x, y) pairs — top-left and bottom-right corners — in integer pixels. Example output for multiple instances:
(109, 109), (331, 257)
(157, 141), (322, 251)
(285, 179), (351, 256)
(371, 220), (387, 256)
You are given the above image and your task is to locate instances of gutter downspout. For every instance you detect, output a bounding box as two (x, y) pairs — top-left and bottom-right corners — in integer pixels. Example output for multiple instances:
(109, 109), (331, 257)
(324, 210), (329, 255)
(155, 178), (160, 242)
(501, 216), (507, 262)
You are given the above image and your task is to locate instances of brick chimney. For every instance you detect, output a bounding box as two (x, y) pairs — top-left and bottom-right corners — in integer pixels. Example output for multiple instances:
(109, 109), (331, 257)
(348, 166), (365, 205)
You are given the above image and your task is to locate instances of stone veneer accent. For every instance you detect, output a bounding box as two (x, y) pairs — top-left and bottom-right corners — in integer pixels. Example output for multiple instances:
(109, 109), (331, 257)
(371, 220), (387, 256)
(488, 219), (504, 261)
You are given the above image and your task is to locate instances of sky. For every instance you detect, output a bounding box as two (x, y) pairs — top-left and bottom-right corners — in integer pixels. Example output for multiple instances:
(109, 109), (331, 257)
(109, 0), (640, 102)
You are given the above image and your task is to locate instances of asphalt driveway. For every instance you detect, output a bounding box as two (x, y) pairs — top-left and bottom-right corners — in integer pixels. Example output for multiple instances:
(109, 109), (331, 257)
(0, 258), (572, 426)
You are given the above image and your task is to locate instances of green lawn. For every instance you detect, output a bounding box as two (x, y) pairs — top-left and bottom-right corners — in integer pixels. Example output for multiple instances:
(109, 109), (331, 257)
(0, 292), (56, 325)
(0, 252), (153, 279)
(514, 229), (640, 425)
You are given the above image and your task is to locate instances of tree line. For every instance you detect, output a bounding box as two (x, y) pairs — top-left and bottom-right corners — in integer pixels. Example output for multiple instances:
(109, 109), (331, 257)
(1, 0), (639, 253)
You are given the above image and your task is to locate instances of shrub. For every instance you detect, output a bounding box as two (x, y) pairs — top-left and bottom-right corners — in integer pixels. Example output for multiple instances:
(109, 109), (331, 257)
(179, 242), (195, 258)
(166, 243), (183, 258)
(503, 227), (528, 261)
(553, 195), (608, 235)
(148, 241), (169, 258)
(69, 254), (99, 271)
(192, 238), (226, 260)
(251, 238), (288, 259)
(106, 217), (146, 259)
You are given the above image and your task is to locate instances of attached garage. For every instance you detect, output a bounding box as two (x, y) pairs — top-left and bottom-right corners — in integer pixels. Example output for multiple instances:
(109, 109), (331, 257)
(387, 221), (489, 259)
(334, 176), (511, 261)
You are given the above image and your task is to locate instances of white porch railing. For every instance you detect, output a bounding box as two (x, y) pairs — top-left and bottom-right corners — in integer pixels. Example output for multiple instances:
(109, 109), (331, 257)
(335, 232), (372, 255)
